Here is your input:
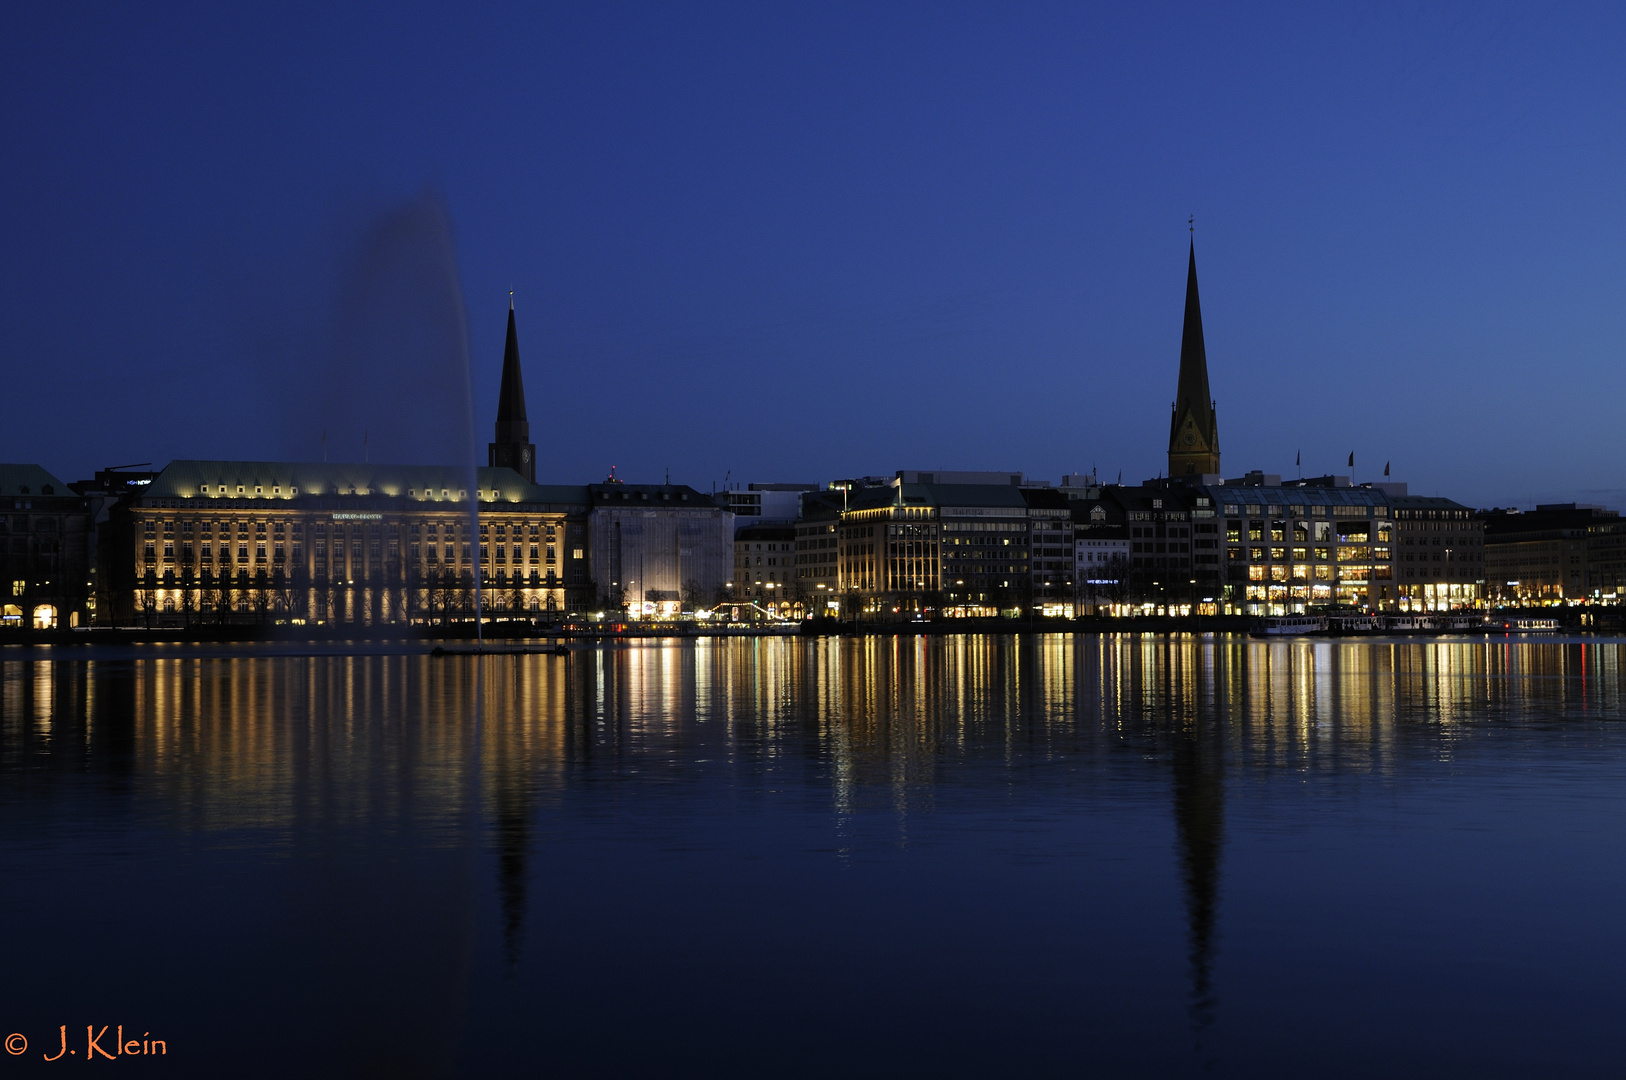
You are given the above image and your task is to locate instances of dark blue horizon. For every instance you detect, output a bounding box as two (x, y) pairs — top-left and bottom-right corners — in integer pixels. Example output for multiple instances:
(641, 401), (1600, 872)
(3, 3), (1623, 508)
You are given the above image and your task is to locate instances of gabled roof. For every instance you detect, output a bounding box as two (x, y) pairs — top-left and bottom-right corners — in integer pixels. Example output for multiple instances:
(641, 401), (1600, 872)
(0, 463), (70, 497)
(586, 483), (725, 509)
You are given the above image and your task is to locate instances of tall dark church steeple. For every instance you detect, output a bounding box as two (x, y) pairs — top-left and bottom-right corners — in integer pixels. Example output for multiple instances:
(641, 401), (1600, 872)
(489, 297), (536, 483)
(1168, 241), (1220, 478)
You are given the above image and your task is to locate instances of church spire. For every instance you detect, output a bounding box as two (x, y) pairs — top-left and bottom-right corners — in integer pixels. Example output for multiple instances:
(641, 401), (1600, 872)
(1168, 240), (1220, 478)
(489, 298), (536, 482)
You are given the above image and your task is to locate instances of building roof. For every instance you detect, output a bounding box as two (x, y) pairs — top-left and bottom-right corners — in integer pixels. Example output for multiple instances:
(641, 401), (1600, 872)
(0, 463), (71, 497)
(735, 523), (796, 541)
(1388, 494), (1474, 512)
(1019, 487), (1072, 511)
(1483, 503), (1615, 540)
(586, 483), (726, 509)
(837, 482), (1032, 516)
(927, 483), (1029, 509)
(1206, 484), (1395, 510)
(142, 461), (587, 507)
(796, 491), (845, 522)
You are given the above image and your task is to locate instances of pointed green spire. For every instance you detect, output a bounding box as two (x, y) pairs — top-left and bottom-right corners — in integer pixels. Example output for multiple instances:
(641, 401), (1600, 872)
(1168, 241), (1220, 478)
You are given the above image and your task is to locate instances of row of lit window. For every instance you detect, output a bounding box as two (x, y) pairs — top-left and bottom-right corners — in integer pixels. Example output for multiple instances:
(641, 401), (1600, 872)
(1231, 546), (1392, 562)
(1225, 521), (1392, 544)
(1244, 584), (1337, 599)
(1223, 504), (1386, 518)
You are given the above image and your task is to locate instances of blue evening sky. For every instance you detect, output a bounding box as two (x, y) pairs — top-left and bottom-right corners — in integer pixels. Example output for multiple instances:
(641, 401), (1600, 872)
(2, 3), (1623, 508)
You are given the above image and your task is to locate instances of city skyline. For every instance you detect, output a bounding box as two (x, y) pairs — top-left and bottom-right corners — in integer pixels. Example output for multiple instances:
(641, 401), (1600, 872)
(4, 4), (1624, 509)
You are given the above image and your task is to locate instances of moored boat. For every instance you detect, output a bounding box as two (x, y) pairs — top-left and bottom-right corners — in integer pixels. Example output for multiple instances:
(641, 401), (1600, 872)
(1489, 616), (1559, 633)
(1251, 615), (1328, 636)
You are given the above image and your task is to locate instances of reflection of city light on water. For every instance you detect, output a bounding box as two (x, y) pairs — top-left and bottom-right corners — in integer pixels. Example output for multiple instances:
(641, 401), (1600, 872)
(5, 637), (1625, 1062)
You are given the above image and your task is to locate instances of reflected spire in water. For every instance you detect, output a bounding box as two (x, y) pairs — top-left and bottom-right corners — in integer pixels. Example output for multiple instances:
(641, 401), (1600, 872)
(1160, 638), (1225, 1055)
(1171, 720), (1223, 1032)
(492, 780), (530, 968)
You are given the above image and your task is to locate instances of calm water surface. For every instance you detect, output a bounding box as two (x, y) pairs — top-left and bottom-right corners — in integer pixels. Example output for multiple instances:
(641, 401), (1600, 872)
(2, 634), (1625, 1078)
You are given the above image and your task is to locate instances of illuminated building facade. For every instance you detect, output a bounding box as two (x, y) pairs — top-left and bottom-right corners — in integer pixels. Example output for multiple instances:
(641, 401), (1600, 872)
(1210, 480), (1396, 613)
(1392, 495), (1484, 609)
(732, 523), (797, 615)
(1484, 503), (1615, 604)
(1585, 518), (1626, 603)
(837, 482), (944, 618)
(938, 486), (1029, 616)
(0, 464), (91, 629)
(1074, 519), (1130, 615)
(1120, 484), (1212, 610)
(1059, 477), (1483, 614)
(792, 490), (843, 604)
(1023, 487), (1076, 616)
(103, 462), (592, 626)
(586, 483), (735, 617)
(831, 481), (1051, 618)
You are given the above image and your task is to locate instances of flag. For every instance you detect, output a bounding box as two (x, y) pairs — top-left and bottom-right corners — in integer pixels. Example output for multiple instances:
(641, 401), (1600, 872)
(1347, 451), (1354, 468)
(1296, 450), (1301, 467)
(1384, 461), (1390, 476)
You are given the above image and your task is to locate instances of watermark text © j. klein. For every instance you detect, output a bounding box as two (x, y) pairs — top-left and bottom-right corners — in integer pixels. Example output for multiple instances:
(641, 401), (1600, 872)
(5, 1026), (167, 1061)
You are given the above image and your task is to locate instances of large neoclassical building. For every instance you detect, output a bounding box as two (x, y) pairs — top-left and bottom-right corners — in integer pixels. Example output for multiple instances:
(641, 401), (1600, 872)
(103, 305), (733, 626)
(105, 461), (594, 625)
